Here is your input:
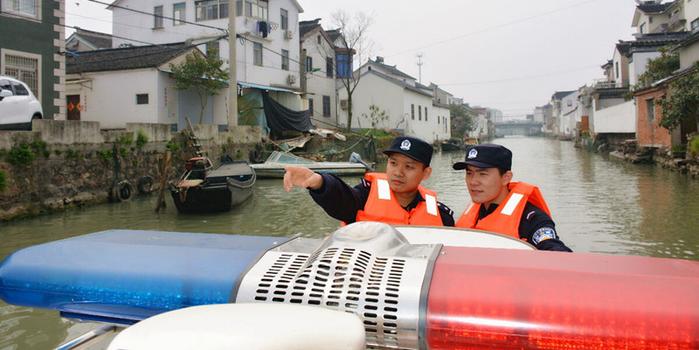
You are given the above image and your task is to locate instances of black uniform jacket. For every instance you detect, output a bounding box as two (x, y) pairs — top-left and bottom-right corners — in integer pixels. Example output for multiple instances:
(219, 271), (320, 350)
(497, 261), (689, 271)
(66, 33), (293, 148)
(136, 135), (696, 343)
(477, 202), (573, 252)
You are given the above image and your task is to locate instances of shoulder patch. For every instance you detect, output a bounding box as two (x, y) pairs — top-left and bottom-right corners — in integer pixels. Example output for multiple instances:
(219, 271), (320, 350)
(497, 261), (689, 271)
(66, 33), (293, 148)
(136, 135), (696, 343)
(361, 178), (371, 188)
(532, 227), (558, 245)
(525, 210), (536, 220)
(438, 202), (454, 216)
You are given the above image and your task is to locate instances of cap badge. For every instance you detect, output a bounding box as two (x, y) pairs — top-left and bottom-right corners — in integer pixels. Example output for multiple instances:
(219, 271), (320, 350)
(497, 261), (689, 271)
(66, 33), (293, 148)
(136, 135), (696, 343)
(468, 149), (478, 159)
(400, 140), (411, 151)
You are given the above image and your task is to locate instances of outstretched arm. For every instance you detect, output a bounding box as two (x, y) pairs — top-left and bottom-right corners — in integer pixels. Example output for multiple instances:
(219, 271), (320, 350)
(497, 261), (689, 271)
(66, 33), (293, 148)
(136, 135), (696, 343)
(283, 166), (324, 191)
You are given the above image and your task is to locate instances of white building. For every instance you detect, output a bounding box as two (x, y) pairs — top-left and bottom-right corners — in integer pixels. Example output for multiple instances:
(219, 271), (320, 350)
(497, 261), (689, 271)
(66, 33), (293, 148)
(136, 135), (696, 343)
(65, 44), (202, 129)
(559, 90), (579, 139)
(109, 0), (305, 127)
(337, 57), (450, 143)
(299, 18), (352, 128)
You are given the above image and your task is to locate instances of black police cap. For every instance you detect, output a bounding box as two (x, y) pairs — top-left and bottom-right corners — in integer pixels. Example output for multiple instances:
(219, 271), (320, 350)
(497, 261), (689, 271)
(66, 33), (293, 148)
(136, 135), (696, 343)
(383, 136), (433, 166)
(453, 143), (512, 171)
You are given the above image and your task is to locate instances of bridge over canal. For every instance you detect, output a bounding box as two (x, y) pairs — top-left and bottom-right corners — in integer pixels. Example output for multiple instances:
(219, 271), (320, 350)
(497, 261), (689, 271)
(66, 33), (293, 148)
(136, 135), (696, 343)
(494, 121), (544, 137)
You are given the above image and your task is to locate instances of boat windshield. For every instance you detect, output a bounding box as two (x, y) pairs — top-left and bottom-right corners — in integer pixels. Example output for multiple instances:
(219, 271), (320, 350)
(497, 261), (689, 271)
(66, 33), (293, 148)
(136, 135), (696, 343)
(265, 151), (315, 164)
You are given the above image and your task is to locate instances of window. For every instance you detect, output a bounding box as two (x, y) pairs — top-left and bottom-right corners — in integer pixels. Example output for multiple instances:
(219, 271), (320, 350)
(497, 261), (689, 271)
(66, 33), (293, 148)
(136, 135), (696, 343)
(2, 49), (40, 99)
(136, 94), (149, 105)
(0, 79), (11, 92)
(326, 57), (334, 78)
(253, 42), (263, 66)
(437, 115), (440, 124)
(236, 0), (242, 15)
(646, 98), (655, 121)
(305, 56), (313, 72)
(11, 82), (28, 96)
(317, 35), (321, 44)
(639, 23), (645, 34)
(615, 62), (619, 79)
(322, 96), (331, 117)
(281, 49), (289, 70)
(173, 3), (186, 26)
(245, 0), (267, 19)
(692, 18), (699, 30)
(425, 108), (428, 122)
(1, 0), (40, 20)
(206, 41), (220, 59)
(411, 104), (415, 120)
(153, 5), (164, 28)
(195, 0), (229, 21)
(418, 105), (422, 121)
(336, 53), (351, 78)
(308, 98), (314, 116)
(280, 8), (288, 30)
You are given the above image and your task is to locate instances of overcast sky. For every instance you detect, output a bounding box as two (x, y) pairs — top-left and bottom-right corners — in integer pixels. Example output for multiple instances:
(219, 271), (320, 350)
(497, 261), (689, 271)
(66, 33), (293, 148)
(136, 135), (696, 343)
(65, 0), (637, 116)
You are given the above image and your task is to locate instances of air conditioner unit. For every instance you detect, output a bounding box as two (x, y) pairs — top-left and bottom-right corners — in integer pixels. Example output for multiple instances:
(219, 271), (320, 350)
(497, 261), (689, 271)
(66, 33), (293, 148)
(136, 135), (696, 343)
(340, 99), (348, 110)
(284, 30), (294, 40)
(286, 74), (297, 85)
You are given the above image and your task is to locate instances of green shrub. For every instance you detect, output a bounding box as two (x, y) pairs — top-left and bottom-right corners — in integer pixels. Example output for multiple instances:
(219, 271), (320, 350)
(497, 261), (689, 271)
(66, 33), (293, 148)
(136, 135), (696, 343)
(30, 140), (49, 158)
(117, 133), (134, 147)
(689, 135), (699, 158)
(166, 139), (181, 153)
(8, 144), (35, 166)
(136, 130), (149, 149)
(97, 149), (113, 162)
(0, 170), (6, 192)
(65, 149), (80, 159)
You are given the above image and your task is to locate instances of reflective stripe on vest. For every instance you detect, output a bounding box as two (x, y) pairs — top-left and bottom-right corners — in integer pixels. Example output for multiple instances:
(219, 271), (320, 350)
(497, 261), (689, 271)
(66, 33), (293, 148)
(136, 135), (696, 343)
(455, 182), (552, 239)
(355, 173), (443, 226)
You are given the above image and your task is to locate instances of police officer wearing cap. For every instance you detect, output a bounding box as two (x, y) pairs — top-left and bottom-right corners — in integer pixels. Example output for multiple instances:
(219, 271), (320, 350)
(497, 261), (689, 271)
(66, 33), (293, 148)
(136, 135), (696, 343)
(453, 144), (572, 251)
(283, 136), (454, 226)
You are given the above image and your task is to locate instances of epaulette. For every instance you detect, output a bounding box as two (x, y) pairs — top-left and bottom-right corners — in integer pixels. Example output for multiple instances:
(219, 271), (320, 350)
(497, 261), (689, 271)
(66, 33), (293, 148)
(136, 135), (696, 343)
(360, 178), (371, 188)
(437, 202), (454, 216)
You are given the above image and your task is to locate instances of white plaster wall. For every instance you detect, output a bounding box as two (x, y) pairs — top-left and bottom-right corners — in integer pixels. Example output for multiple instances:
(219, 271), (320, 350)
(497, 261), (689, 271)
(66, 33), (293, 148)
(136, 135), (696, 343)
(592, 100), (636, 134)
(111, 0), (301, 90)
(629, 51), (662, 86)
(403, 93), (443, 143)
(68, 69), (160, 129)
(679, 40), (699, 69)
(686, 0), (699, 30)
(302, 29), (337, 125)
(337, 73), (404, 131)
(432, 104), (451, 141)
(612, 48), (629, 87)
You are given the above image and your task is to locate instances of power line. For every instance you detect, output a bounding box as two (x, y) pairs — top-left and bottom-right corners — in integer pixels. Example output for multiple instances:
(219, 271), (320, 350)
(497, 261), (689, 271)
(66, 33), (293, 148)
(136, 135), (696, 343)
(439, 65), (600, 87)
(385, 0), (603, 58)
(87, 0), (227, 32)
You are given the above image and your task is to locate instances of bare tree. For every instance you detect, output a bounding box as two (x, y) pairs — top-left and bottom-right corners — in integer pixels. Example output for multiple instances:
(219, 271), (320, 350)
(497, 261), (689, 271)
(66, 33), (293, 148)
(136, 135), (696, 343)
(332, 10), (374, 133)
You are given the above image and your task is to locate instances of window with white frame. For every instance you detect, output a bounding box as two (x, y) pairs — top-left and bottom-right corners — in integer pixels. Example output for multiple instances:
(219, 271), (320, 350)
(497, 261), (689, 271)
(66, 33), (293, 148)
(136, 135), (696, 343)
(0, 0), (40, 20)
(1, 49), (40, 99)
(253, 42), (263, 66)
(153, 5), (164, 28)
(173, 2), (186, 26)
(195, 0), (228, 21)
(244, 0), (267, 19)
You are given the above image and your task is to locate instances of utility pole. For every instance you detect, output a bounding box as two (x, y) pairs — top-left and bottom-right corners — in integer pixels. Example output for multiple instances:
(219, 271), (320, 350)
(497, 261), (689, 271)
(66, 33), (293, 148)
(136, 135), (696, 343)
(227, 0), (238, 127)
(416, 53), (424, 84)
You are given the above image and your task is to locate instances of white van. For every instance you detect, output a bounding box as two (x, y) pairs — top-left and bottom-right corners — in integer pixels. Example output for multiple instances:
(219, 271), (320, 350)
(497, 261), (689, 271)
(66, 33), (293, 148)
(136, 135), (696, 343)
(0, 76), (43, 130)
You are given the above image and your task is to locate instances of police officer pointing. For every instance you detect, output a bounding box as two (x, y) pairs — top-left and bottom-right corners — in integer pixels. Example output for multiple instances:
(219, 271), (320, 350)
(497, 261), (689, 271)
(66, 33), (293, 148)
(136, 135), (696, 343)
(453, 144), (572, 251)
(283, 136), (455, 226)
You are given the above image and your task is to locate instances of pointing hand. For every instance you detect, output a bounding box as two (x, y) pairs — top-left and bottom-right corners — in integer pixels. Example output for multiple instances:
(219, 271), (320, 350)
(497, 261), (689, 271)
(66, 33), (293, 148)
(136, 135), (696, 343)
(283, 166), (323, 192)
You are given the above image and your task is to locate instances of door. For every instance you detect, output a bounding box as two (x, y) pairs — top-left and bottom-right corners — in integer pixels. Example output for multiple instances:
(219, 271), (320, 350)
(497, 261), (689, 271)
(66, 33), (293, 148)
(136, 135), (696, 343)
(66, 95), (81, 120)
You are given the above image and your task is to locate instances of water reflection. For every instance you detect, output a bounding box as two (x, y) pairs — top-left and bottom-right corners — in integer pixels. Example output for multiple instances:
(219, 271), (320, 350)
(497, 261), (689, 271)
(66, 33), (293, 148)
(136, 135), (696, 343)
(1, 137), (698, 348)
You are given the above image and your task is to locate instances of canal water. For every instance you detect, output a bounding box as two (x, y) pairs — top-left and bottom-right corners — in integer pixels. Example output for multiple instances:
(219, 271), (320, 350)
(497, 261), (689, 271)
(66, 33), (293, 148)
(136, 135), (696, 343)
(1, 137), (698, 349)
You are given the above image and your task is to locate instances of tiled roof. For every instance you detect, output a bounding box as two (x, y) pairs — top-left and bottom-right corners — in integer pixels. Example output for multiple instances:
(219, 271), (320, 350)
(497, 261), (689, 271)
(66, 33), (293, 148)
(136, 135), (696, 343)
(636, 2), (672, 13)
(368, 58), (416, 80)
(72, 28), (113, 49)
(364, 69), (432, 98)
(299, 19), (321, 38)
(552, 91), (576, 100)
(326, 29), (342, 43)
(67, 43), (194, 74)
(617, 32), (690, 55)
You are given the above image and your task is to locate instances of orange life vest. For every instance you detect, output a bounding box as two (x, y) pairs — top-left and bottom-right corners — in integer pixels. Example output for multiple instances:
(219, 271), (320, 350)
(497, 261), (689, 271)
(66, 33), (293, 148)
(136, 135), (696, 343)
(355, 173), (444, 226)
(455, 182), (551, 239)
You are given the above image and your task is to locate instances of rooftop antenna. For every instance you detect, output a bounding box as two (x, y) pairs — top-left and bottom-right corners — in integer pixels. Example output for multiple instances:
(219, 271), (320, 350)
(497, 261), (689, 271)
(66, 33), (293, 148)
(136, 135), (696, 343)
(416, 53), (423, 84)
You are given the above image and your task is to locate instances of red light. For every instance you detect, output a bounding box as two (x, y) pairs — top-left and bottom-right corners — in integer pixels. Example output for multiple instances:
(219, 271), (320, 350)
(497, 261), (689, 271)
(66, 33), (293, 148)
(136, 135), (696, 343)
(426, 247), (699, 349)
